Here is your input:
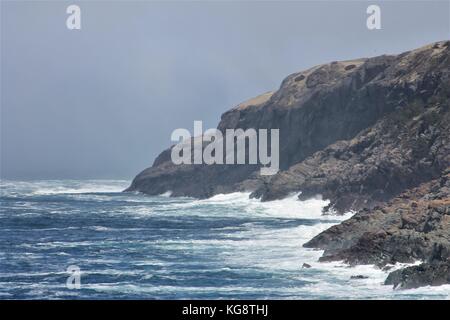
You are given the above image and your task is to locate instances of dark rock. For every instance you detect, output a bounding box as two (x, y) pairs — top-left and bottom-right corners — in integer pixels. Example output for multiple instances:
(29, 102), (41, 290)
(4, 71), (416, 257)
(385, 261), (450, 289)
(350, 275), (369, 280)
(294, 75), (305, 82)
(344, 64), (356, 71)
(304, 174), (450, 267)
(302, 263), (312, 269)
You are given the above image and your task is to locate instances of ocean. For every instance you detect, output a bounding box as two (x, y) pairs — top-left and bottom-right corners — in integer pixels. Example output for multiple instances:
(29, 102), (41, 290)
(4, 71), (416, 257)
(0, 180), (448, 299)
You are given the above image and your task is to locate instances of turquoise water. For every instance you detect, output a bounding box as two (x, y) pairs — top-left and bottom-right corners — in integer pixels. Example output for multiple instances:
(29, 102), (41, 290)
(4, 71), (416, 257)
(0, 180), (448, 299)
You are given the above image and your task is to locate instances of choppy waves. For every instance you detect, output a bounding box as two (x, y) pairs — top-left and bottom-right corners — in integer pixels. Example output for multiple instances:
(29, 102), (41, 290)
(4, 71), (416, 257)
(0, 180), (448, 299)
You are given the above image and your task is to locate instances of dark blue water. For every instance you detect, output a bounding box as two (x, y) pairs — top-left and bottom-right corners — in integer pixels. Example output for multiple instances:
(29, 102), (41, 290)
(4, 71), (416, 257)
(1, 180), (448, 299)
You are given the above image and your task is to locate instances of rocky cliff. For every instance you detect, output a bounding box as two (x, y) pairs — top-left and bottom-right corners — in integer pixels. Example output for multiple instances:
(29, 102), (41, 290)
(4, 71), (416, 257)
(126, 41), (450, 289)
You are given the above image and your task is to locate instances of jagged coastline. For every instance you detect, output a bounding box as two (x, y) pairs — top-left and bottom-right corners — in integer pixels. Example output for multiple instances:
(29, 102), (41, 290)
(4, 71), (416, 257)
(126, 41), (450, 289)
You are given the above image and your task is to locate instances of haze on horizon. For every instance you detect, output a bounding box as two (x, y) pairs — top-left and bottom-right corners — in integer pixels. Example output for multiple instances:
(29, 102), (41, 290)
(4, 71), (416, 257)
(1, 0), (449, 180)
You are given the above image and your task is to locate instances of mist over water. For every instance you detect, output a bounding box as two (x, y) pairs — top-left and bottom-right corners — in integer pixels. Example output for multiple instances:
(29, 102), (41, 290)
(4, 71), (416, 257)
(0, 180), (449, 299)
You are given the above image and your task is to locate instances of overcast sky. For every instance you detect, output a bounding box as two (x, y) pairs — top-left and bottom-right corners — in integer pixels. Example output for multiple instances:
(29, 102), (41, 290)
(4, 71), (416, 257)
(1, 0), (449, 180)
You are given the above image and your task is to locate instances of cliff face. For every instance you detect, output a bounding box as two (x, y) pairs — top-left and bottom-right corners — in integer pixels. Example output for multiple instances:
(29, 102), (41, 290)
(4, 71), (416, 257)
(253, 93), (450, 212)
(127, 41), (450, 288)
(127, 41), (449, 209)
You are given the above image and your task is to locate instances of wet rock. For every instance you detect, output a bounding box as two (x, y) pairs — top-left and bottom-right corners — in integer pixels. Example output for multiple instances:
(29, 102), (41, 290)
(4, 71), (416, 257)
(302, 263), (312, 269)
(382, 265), (394, 272)
(350, 275), (369, 280)
(385, 261), (450, 289)
(304, 175), (450, 268)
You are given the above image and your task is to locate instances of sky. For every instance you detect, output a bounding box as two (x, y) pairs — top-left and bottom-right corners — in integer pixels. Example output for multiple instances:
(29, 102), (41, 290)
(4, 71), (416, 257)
(1, 0), (449, 180)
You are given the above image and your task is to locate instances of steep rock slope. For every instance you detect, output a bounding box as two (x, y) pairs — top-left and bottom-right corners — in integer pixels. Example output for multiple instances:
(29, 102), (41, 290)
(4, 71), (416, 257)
(253, 96), (450, 213)
(127, 41), (449, 214)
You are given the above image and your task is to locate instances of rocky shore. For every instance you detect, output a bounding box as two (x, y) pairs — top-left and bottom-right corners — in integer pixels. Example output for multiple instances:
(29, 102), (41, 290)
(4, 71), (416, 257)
(126, 41), (450, 289)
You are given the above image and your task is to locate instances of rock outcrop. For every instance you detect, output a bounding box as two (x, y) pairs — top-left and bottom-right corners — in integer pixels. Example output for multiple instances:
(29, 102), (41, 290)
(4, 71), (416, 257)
(303, 172), (450, 266)
(126, 41), (450, 289)
(384, 261), (450, 289)
(303, 171), (450, 289)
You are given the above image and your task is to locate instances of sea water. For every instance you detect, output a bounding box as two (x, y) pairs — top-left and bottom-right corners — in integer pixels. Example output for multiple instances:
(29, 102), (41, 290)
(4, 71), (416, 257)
(0, 180), (448, 299)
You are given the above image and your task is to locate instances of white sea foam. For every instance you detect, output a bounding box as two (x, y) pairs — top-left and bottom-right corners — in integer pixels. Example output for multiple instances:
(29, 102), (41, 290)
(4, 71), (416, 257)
(143, 192), (448, 299)
(159, 191), (173, 197)
(0, 179), (129, 196)
(33, 181), (129, 195)
(163, 191), (353, 221)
